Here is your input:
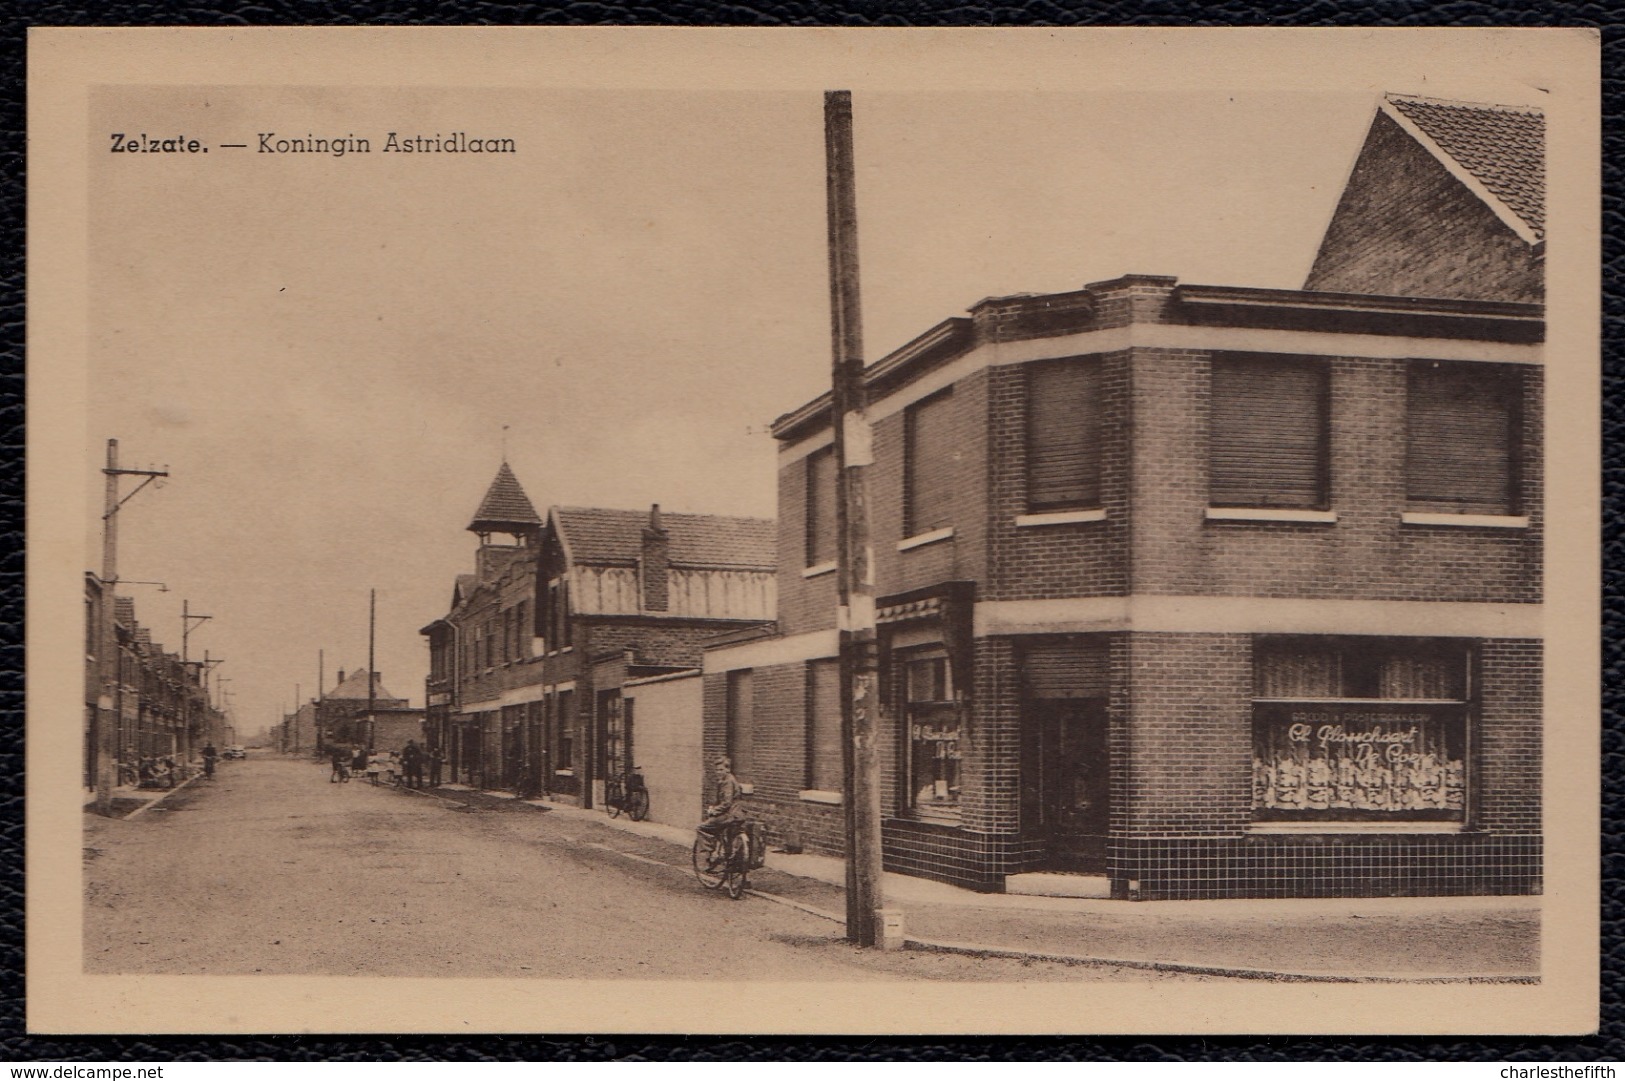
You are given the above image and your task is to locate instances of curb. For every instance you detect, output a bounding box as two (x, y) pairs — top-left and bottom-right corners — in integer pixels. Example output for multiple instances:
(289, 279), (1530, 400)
(119, 771), (203, 820)
(731, 885), (1532, 984)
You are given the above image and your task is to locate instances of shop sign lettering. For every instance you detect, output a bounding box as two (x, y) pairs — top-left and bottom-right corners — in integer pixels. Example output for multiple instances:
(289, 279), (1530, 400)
(1286, 720), (1426, 766)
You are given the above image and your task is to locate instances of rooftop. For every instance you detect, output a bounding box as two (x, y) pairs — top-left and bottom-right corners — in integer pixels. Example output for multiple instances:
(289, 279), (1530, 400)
(468, 461), (542, 535)
(552, 505), (776, 569)
(1384, 93), (1544, 240)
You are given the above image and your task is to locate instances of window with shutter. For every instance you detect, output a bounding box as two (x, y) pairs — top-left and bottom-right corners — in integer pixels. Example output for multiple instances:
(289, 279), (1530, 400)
(1022, 639), (1109, 699)
(1027, 358), (1104, 512)
(806, 659), (843, 792)
(1406, 361), (1518, 515)
(726, 669), (754, 780)
(1210, 355), (1328, 509)
(906, 390), (956, 537)
(805, 446), (838, 567)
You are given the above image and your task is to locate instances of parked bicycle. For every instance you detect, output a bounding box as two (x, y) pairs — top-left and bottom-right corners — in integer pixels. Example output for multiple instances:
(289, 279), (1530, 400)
(603, 767), (650, 822)
(691, 817), (765, 900)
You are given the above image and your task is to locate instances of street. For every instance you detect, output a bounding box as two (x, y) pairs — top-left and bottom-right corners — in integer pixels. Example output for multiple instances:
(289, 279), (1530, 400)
(83, 752), (1203, 982)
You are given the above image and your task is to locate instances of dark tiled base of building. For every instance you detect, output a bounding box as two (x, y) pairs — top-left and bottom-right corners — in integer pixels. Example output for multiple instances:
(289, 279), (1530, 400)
(1109, 833), (1542, 900)
(746, 793), (1540, 898)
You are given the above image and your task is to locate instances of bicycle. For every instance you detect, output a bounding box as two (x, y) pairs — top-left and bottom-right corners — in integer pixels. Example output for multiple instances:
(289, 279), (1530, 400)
(603, 768), (650, 821)
(691, 818), (763, 900)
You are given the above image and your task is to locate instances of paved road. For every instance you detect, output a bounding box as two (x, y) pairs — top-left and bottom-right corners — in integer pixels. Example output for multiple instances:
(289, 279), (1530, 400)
(84, 753), (1202, 981)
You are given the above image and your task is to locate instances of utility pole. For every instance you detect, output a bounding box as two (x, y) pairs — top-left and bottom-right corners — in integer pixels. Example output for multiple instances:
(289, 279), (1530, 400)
(366, 590), (377, 750)
(824, 90), (888, 947)
(316, 649), (324, 755)
(180, 599), (211, 764)
(94, 439), (169, 816)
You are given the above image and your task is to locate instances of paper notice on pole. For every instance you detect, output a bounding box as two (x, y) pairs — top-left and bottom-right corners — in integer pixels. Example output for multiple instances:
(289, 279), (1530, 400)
(842, 411), (874, 467)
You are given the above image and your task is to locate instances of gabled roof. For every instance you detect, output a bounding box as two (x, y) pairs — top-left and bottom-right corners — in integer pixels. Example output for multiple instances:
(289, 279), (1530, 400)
(1381, 94), (1544, 242)
(551, 506), (776, 569)
(327, 668), (402, 702)
(468, 461), (542, 535)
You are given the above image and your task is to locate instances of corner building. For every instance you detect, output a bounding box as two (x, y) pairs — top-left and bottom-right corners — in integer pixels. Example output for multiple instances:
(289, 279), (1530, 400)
(707, 270), (1542, 899)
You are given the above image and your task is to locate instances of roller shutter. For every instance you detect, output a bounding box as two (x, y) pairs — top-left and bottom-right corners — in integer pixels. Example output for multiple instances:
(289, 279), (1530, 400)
(1210, 355), (1328, 509)
(1028, 359), (1104, 511)
(1023, 639), (1109, 699)
(1406, 361), (1517, 514)
(906, 390), (957, 535)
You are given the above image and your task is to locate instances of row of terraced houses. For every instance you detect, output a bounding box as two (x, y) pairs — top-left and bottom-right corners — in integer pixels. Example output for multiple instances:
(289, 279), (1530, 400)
(417, 93), (1545, 900)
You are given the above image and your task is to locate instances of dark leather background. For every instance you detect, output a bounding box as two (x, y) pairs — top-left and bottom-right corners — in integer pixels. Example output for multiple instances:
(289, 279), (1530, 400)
(0, 2), (1616, 1063)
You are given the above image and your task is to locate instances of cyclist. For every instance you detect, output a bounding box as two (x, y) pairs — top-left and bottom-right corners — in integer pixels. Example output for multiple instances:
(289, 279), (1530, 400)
(695, 756), (745, 860)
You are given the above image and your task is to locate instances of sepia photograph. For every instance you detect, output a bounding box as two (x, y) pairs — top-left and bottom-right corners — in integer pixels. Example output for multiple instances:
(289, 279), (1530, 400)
(27, 27), (1599, 1035)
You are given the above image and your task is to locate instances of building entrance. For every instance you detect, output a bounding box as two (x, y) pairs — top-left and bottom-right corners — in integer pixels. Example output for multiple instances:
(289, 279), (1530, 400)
(1033, 699), (1109, 873)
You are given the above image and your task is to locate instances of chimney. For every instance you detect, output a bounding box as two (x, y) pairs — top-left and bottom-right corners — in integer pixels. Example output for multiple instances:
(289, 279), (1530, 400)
(641, 503), (670, 612)
(336, 669), (345, 689)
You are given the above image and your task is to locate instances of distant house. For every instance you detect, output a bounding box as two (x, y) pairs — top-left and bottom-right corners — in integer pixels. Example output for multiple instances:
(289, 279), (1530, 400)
(420, 460), (776, 818)
(421, 462), (545, 791)
(536, 504), (776, 811)
(316, 667), (421, 753)
(1305, 94), (1543, 303)
(82, 575), (216, 791)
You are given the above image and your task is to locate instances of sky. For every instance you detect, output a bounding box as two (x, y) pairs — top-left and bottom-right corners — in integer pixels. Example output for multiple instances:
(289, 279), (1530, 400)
(81, 52), (1557, 738)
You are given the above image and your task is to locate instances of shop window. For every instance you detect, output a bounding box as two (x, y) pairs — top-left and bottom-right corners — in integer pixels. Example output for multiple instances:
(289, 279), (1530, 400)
(905, 390), (957, 537)
(806, 659), (843, 792)
(1407, 361), (1520, 515)
(1027, 358), (1104, 512)
(805, 446), (838, 568)
(1252, 637), (1469, 823)
(903, 651), (961, 822)
(1210, 354), (1329, 509)
(726, 669), (754, 780)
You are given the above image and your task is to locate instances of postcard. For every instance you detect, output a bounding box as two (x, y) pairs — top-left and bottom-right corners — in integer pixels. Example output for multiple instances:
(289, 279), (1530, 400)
(28, 26), (1599, 1035)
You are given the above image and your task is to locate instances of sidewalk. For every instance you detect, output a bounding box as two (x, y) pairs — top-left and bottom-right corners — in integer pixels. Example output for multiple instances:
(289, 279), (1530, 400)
(407, 782), (1542, 983)
(82, 771), (203, 819)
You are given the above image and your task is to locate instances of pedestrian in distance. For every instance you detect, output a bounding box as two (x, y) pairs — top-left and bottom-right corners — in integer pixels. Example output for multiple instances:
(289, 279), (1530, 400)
(428, 746), (444, 788)
(365, 749), (384, 786)
(351, 745), (368, 779)
(401, 740), (425, 789)
(202, 742), (218, 780)
(330, 746), (350, 783)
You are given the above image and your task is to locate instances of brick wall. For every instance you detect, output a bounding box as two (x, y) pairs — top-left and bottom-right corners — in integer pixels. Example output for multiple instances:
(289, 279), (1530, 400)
(1119, 632), (1254, 836)
(1130, 349), (1542, 604)
(1475, 637), (1542, 833)
(1305, 111), (1542, 303)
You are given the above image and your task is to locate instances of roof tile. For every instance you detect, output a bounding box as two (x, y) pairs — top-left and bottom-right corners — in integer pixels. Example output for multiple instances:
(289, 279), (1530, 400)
(1387, 95), (1544, 238)
(468, 462), (542, 533)
(553, 506), (775, 569)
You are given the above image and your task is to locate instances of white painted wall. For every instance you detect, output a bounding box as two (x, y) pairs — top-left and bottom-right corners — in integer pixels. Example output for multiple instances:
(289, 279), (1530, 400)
(625, 673), (703, 830)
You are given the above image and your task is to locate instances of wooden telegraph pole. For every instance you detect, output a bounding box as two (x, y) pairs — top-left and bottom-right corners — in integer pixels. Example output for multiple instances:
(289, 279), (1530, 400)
(825, 91), (888, 947)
